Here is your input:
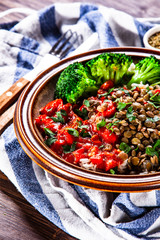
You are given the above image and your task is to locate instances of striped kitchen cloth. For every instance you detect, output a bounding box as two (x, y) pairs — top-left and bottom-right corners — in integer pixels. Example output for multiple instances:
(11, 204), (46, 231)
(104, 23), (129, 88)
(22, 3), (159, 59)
(1, 2), (160, 240)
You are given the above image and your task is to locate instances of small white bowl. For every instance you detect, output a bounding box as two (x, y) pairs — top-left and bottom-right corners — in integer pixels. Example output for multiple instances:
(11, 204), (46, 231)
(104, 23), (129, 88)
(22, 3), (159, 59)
(143, 25), (160, 50)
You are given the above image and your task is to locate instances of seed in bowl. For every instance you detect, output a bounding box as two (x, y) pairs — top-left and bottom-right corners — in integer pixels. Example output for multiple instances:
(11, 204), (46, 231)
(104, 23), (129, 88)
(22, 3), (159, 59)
(148, 32), (160, 49)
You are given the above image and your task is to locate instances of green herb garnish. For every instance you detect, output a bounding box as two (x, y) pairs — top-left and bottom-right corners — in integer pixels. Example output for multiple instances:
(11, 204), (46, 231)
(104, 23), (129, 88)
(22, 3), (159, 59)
(126, 106), (136, 122)
(106, 120), (119, 132)
(79, 125), (89, 129)
(110, 169), (115, 174)
(149, 91), (160, 104)
(62, 141), (77, 153)
(80, 129), (91, 138)
(44, 128), (57, 146)
(44, 128), (55, 137)
(117, 102), (132, 111)
(146, 139), (160, 159)
(119, 142), (131, 154)
(75, 108), (88, 120)
(97, 119), (107, 130)
(67, 128), (79, 137)
(77, 120), (82, 127)
(147, 101), (159, 109)
(60, 109), (67, 116)
(51, 111), (65, 123)
(45, 138), (56, 146)
(118, 87), (130, 95)
(99, 144), (104, 149)
(84, 99), (90, 107)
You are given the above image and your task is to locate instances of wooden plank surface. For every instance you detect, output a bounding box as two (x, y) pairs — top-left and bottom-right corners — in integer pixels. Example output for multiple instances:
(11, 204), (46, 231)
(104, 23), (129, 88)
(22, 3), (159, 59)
(0, 0), (160, 239)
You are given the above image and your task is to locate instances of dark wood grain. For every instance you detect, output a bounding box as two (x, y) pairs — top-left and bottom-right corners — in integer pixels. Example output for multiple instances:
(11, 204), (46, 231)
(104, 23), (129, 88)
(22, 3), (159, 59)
(0, 171), (76, 240)
(1, 0), (160, 239)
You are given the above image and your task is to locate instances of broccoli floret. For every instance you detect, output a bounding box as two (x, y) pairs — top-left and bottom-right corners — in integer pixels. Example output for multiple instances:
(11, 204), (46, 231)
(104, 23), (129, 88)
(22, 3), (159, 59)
(54, 53), (133, 104)
(86, 53), (133, 85)
(127, 56), (160, 88)
(54, 62), (98, 103)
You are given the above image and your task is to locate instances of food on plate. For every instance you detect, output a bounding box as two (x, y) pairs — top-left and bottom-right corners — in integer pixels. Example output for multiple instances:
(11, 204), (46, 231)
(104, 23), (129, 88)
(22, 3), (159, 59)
(35, 53), (160, 175)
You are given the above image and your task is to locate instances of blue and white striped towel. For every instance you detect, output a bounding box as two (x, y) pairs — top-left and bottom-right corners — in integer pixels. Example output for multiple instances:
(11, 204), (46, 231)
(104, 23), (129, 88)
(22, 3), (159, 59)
(1, 3), (160, 240)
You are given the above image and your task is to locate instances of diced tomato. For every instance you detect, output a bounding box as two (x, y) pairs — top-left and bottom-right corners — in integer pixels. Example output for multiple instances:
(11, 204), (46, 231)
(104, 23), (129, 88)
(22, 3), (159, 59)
(35, 77), (128, 174)
(105, 159), (118, 172)
(100, 128), (118, 145)
(58, 102), (71, 112)
(50, 141), (63, 155)
(88, 145), (99, 157)
(102, 101), (116, 118)
(90, 154), (104, 167)
(63, 153), (74, 163)
(100, 80), (114, 90)
(78, 136), (91, 144)
(56, 128), (75, 145)
(91, 134), (102, 145)
(154, 89), (160, 94)
(72, 148), (85, 163)
(133, 87), (140, 92)
(35, 114), (62, 133)
(40, 99), (63, 116)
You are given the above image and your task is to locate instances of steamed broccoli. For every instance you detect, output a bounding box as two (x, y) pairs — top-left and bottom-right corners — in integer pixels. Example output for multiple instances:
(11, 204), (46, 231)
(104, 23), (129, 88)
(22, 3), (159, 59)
(54, 62), (98, 103)
(54, 53), (133, 104)
(86, 53), (133, 85)
(127, 56), (160, 88)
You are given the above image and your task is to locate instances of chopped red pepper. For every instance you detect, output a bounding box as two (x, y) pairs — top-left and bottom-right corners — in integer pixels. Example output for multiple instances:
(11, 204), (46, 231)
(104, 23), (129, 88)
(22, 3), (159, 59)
(154, 89), (160, 94)
(56, 128), (75, 145)
(102, 101), (116, 118)
(35, 114), (62, 133)
(99, 128), (118, 145)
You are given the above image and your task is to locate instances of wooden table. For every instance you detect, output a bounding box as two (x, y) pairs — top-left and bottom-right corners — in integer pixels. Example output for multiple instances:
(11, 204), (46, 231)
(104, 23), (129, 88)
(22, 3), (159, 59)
(0, 1), (160, 239)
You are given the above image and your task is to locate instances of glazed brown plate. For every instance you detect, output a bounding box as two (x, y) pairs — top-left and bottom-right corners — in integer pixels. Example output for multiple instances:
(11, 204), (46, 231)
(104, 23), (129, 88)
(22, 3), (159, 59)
(14, 47), (160, 192)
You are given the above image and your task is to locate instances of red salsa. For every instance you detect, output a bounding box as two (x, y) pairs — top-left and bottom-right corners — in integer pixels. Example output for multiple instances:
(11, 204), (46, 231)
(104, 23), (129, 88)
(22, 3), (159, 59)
(35, 80), (125, 173)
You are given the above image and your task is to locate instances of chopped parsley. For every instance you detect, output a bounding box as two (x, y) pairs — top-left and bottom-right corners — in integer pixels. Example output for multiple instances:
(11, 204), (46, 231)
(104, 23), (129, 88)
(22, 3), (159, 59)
(60, 109), (67, 116)
(80, 129), (91, 138)
(106, 120), (119, 132)
(119, 142), (131, 154)
(146, 139), (160, 159)
(62, 141), (77, 153)
(147, 101), (159, 109)
(118, 87), (130, 95)
(110, 169), (115, 174)
(96, 119), (107, 130)
(67, 128), (79, 137)
(126, 106), (136, 122)
(117, 102), (132, 111)
(83, 99), (90, 107)
(99, 144), (105, 149)
(44, 128), (57, 146)
(75, 108), (88, 120)
(149, 91), (160, 105)
(51, 111), (65, 123)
